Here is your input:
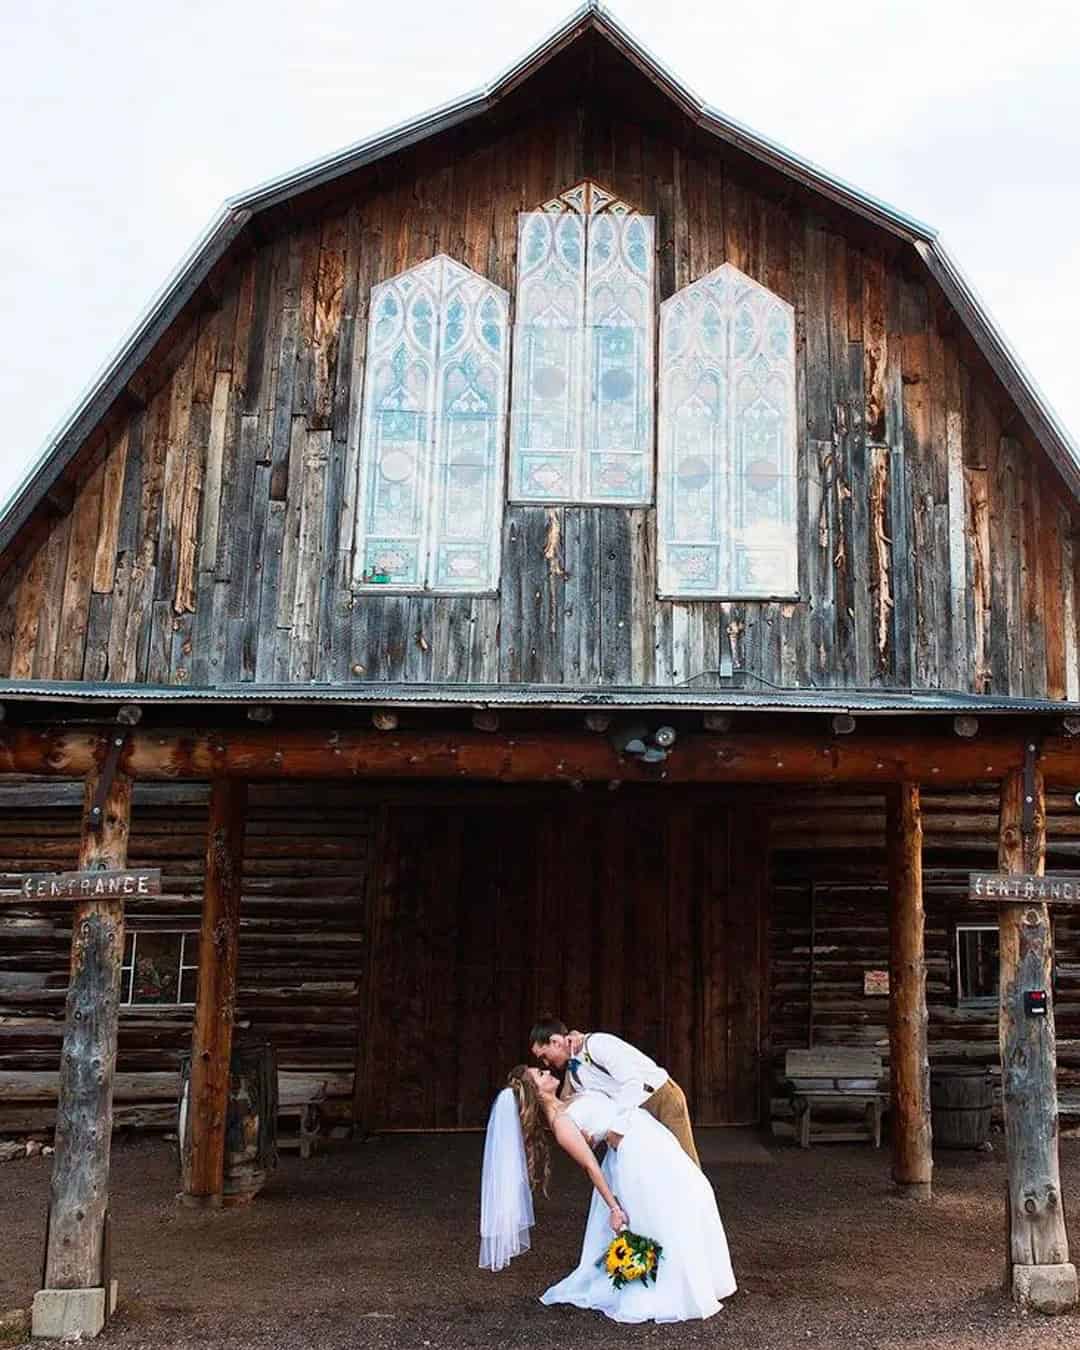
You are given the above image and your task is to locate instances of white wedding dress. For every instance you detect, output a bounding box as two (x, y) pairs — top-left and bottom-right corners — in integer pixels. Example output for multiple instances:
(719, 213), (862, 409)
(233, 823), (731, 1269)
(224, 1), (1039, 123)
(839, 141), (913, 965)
(539, 1092), (737, 1323)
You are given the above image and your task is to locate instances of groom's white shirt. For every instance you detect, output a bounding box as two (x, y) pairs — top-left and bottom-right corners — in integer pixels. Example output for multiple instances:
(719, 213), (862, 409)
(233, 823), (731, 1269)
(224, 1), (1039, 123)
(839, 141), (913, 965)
(566, 1032), (669, 1131)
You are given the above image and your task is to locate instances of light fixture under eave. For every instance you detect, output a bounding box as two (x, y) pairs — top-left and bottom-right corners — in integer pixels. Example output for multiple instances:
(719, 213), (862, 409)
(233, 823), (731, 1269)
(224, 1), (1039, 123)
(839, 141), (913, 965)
(608, 720), (677, 764)
(609, 721), (650, 756)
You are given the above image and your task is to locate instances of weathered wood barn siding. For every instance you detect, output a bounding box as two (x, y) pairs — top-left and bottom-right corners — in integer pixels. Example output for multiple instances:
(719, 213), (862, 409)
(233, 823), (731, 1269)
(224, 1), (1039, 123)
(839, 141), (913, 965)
(2, 38), (1078, 695)
(0, 781), (368, 1127)
(769, 789), (1080, 1097)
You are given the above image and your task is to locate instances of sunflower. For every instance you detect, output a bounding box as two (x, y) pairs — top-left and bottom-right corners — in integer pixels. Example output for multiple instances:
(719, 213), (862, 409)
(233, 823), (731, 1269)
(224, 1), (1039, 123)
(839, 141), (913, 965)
(596, 1229), (663, 1289)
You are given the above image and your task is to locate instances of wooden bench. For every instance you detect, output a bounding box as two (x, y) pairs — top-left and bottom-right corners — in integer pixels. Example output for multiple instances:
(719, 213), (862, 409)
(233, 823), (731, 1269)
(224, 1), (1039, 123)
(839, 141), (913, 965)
(784, 1048), (888, 1148)
(1058, 1091), (1080, 1138)
(277, 1073), (327, 1159)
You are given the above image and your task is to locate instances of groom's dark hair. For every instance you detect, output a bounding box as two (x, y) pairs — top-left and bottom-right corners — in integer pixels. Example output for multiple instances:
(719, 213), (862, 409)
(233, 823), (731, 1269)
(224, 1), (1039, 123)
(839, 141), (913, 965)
(530, 1016), (568, 1046)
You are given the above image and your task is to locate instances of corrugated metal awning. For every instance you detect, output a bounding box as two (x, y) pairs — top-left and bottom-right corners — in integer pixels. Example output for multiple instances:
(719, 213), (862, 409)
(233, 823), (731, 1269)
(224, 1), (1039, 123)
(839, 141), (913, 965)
(1, 679), (1077, 717)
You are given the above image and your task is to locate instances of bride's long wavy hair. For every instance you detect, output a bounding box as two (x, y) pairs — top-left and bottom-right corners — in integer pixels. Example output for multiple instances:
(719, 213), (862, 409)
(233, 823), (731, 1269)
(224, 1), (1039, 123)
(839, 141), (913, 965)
(507, 1064), (551, 1196)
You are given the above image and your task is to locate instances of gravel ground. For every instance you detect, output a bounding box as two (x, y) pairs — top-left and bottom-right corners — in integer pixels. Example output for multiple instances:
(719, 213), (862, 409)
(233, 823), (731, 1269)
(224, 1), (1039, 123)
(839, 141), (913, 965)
(3, 1131), (1080, 1349)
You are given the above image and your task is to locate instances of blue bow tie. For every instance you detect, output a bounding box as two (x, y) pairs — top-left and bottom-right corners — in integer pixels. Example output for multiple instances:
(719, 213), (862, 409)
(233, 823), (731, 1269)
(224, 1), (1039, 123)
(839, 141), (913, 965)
(567, 1056), (582, 1083)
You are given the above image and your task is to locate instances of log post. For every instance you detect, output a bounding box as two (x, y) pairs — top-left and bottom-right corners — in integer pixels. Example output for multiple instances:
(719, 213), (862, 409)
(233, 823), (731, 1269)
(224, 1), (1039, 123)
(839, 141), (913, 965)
(998, 764), (1077, 1313)
(34, 766), (132, 1339)
(183, 780), (247, 1206)
(886, 783), (932, 1197)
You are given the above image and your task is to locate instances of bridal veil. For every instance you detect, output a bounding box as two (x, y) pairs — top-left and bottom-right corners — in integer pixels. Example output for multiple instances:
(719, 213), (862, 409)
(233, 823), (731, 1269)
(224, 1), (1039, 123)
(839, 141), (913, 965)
(478, 1087), (534, 1271)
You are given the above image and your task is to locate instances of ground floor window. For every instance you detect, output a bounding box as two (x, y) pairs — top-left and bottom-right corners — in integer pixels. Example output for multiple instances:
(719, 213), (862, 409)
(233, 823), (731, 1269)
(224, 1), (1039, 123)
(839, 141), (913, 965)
(121, 931), (199, 1007)
(955, 923), (999, 1005)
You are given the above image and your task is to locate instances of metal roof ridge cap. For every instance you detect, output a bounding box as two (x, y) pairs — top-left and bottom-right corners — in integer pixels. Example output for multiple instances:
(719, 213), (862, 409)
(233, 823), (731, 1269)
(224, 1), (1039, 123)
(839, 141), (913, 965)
(486, 1), (599, 92)
(0, 203), (249, 539)
(699, 103), (938, 243)
(589, 5), (707, 115)
(919, 237), (1080, 472)
(227, 3), (601, 212)
(591, 1), (938, 243)
(227, 89), (494, 211)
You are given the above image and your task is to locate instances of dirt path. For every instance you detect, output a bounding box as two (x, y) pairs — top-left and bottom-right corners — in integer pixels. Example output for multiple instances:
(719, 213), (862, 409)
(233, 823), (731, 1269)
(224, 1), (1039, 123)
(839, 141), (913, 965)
(3, 1132), (1080, 1349)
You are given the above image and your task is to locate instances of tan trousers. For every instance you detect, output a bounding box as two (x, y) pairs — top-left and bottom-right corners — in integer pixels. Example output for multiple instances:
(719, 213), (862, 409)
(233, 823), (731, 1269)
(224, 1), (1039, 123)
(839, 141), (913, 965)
(641, 1078), (701, 1168)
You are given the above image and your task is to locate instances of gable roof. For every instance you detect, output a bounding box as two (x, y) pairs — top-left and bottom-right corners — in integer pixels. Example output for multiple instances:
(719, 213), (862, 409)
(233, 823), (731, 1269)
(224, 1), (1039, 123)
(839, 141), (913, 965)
(3, 0), (1079, 562)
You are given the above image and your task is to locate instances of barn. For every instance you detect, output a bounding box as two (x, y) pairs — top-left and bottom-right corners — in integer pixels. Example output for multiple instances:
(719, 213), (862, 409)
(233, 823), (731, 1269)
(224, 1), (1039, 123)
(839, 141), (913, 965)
(2, 0), (1080, 1334)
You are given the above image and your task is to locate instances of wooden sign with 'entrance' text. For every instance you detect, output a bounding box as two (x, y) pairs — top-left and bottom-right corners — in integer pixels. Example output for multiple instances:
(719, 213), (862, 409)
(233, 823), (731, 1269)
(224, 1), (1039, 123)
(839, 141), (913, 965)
(969, 872), (1080, 903)
(10, 868), (162, 903)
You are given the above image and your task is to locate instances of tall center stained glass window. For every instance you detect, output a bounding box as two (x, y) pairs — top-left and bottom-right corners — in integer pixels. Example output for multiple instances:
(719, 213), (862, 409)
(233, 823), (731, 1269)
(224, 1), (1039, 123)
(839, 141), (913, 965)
(657, 263), (798, 598)
(354, 255), (509, 592)
(510, 181), (655, 505)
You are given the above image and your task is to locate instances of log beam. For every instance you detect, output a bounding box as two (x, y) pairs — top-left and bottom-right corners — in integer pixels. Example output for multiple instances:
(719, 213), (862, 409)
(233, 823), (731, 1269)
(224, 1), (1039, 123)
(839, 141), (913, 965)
(4, 725), (1080, 786)
(886, 783), (933, 1197)
(999, 766), (1078, 1312)
(39, 767), (132, 1314)
(183, 780), (247, 1207)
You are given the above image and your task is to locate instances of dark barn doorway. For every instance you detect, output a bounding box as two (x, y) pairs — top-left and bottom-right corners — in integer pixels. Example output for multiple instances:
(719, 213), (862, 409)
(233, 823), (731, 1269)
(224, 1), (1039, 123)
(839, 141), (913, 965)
(359, 787), (768, 1130)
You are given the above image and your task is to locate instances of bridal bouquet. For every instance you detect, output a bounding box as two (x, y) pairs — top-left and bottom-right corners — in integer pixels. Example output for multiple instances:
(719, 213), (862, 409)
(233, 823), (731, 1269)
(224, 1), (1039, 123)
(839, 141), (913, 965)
(596, 1230), (662, 1289)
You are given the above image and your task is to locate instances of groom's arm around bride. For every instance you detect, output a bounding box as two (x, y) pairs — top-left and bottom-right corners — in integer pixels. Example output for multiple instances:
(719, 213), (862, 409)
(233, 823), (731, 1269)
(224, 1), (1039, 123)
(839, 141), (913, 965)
(529, 1017), (701, 1168)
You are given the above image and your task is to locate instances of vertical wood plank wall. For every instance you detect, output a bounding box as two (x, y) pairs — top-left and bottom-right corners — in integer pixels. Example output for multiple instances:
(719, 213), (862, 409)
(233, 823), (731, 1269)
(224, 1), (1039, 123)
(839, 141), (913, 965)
(364, 789), (766, 1129)
(2, 92), (1077, 696)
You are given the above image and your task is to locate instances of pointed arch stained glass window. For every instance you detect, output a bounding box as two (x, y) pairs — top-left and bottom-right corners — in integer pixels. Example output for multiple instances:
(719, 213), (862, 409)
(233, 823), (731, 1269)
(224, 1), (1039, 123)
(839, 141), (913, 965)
(354, 256), (509, 592)
(510, 181), (655, 504)
(657, 263), (798, 598)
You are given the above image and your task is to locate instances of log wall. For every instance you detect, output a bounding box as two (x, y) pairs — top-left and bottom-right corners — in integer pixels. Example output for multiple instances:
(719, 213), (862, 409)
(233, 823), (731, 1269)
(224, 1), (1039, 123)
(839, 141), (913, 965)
(6, 774), (1080, 1134)
(0, 781), (369, 1129)
(769, 789), (1080, 1102)
(2, 47), (1078, 696)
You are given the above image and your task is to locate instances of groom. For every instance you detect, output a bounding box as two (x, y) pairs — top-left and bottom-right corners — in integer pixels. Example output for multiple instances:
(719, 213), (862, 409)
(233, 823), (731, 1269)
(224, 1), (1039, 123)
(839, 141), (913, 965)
(529, 1017), (701, 1168)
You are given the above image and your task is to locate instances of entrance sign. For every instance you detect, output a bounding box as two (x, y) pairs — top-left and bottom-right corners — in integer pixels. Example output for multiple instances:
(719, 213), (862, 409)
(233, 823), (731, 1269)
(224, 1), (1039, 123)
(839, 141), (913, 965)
(968, 872), (1080, 903)
(11, 868), (162, 904)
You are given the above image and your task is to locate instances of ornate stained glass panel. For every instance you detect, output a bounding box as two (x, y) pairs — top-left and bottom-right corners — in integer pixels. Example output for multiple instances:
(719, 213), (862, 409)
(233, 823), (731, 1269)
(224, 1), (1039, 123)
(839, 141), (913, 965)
(510, 212), (584, 501)
(657, 263), (797, 598)
(355, 256), (509, 592)
(510, 181), (655, 504)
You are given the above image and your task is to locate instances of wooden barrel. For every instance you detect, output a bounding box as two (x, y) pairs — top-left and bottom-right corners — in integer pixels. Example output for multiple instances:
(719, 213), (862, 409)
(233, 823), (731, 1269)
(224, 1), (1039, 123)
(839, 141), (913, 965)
(930, 1066), (992, 1149)
(179, 1039), (279, 1205)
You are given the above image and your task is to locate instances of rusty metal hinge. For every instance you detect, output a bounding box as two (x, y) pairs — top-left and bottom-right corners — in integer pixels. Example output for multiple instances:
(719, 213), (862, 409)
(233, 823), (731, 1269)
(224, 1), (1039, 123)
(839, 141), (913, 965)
(88, 733), (128, 832)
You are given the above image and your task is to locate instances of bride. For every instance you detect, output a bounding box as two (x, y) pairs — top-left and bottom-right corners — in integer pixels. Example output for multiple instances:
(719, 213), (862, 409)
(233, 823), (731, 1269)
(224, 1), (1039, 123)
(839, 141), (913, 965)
(479, 1065), (736, 1323)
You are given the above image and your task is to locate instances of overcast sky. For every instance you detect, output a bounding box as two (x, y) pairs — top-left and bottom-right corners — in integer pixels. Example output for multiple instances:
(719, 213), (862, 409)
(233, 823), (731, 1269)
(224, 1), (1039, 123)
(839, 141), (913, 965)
(3, 0), (1079, 514)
